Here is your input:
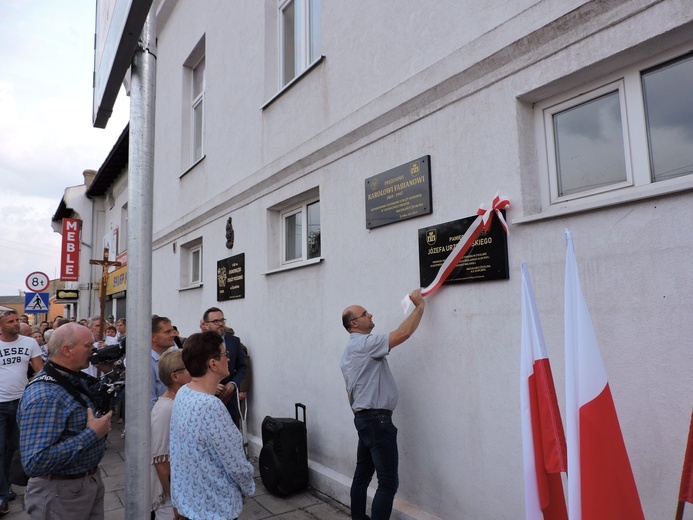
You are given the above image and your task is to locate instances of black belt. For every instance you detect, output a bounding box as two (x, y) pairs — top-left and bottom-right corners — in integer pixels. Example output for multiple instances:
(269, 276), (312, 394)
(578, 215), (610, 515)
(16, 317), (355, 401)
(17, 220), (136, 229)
(38, 467), (99, 480)
(356, 408), (392, 417)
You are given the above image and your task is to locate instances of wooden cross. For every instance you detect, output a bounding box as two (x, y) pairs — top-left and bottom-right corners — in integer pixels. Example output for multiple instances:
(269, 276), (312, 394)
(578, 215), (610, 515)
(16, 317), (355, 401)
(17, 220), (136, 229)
(89, 248), (122, 341)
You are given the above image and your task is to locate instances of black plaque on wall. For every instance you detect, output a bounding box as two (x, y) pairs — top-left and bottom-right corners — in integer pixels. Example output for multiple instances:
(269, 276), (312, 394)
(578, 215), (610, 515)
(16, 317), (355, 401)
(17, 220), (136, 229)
(365, 156), (432, 229)
(217, 253), (245, 301)
(418, 211), (509, 287)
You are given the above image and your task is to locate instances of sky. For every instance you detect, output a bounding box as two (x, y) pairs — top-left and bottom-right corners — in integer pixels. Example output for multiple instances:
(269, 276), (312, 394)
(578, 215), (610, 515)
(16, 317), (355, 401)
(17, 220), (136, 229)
(0, 0), (129, 295)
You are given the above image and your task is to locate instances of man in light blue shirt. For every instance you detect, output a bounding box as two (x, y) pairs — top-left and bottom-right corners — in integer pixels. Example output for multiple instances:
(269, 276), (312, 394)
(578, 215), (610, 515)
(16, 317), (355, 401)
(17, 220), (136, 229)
(340, 289), (426, 520)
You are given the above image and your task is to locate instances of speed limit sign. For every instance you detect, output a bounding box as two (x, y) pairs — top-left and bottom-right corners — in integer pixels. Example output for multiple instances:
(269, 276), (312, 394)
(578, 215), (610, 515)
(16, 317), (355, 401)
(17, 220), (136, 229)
(26, 272), (50, 293)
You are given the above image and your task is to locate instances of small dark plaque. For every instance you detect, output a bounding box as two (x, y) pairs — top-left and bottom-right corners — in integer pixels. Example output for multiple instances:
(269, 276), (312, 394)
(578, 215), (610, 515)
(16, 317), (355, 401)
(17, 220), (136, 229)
(365, 156), (432, 229)
(418, 211), (509, 287)
(217, 253), (245, 301)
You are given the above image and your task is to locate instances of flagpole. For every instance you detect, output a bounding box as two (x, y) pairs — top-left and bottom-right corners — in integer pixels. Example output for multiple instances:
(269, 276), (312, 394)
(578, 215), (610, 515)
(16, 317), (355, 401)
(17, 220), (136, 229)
(675, 501), (684, 520)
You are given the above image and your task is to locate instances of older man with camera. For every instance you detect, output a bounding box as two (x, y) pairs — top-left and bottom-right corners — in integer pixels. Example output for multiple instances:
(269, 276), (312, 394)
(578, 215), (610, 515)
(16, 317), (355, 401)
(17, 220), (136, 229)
(17, 323), (112, 520)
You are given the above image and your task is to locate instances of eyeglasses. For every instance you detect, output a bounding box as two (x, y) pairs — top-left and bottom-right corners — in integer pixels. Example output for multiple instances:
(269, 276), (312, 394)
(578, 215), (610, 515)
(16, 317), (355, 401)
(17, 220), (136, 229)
(0, 310), (17, 318)
(173, 367), (187, 373)
(214, 351), (230, 360)
(206, 318), (226, 325)
(351, 310), (370, 321)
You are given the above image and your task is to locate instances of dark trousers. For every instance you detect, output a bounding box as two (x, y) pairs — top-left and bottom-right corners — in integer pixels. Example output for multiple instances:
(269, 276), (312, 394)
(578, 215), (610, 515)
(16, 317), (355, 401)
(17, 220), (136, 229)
(225, 398), (240, 429)
(0, 399), (20, 500)
(351, 413), (399, 520)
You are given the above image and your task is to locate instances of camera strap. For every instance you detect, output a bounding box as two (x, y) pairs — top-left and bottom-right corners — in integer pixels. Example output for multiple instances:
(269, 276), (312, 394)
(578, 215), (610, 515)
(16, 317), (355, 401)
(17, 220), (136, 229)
(29, 361), (97, 410)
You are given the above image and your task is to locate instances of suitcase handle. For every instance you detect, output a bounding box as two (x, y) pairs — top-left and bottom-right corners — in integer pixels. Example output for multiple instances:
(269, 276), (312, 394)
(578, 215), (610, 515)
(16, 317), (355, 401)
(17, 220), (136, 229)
(295, 402), (306, 423)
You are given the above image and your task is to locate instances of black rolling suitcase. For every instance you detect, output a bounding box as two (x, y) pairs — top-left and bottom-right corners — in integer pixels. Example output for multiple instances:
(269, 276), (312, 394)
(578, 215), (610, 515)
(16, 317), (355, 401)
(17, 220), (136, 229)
(259, 402), (308, 496)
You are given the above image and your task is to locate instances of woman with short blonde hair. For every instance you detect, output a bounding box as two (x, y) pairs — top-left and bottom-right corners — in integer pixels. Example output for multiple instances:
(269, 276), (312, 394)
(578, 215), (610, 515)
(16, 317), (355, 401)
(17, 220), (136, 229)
(151, 349), (191, 519)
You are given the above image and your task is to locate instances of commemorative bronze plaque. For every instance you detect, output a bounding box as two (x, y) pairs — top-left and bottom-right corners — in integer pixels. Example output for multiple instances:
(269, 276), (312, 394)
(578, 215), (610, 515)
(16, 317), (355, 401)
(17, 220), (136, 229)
(418, 212), (509, 287)
(365, 156), (432, 229)
(217, 253), (245, 301)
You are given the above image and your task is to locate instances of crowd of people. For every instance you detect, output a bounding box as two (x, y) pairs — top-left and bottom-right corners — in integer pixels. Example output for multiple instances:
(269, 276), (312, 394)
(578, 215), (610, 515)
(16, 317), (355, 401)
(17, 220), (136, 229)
(0, 307), (253, 520)
(2, 287), (426, 520)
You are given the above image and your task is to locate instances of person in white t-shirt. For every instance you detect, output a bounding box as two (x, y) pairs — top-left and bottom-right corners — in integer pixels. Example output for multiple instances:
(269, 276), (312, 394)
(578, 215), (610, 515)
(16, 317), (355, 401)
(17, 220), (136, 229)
(0, 309), (43, 514)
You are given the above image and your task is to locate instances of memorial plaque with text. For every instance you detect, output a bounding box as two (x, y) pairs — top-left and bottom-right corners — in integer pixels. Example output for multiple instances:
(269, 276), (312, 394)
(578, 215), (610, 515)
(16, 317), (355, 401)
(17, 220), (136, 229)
(365, 156), (432, 229)
(418, 211), (509, 287)
(217, 253), (245, 301)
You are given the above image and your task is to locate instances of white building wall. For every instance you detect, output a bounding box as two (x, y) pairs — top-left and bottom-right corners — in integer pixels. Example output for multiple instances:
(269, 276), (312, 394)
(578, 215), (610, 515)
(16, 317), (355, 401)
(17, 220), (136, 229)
(98, 171), (129, 319)
(150, 1), (693, 517)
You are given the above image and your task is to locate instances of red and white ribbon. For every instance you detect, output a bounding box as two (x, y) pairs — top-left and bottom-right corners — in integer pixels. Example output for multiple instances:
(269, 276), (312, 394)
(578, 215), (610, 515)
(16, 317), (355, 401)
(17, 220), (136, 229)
(401, 193), (510, 313)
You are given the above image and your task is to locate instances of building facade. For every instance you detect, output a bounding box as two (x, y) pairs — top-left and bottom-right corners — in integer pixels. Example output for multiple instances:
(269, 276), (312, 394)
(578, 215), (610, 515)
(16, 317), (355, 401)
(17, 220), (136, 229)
(52, 127), (130, 321)
(55, 0), (693, 517)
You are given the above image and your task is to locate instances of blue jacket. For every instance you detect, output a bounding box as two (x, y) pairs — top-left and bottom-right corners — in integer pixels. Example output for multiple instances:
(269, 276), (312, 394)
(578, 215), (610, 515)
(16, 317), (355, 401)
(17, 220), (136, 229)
(219, 333), (248, 419)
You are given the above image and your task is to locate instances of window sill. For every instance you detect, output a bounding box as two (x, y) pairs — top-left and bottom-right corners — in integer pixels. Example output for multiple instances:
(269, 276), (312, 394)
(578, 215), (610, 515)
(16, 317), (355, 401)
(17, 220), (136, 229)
(263, 257), (323, 275)
(513, 176), (693, 224)
(179, 283), (203, 292)
(261, 56), (325, 110)
(180, 155), (206, 179)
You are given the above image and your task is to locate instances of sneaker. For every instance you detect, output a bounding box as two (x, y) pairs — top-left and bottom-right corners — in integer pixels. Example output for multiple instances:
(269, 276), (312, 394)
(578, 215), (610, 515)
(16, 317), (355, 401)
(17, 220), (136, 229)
(0, 499), (9, 515)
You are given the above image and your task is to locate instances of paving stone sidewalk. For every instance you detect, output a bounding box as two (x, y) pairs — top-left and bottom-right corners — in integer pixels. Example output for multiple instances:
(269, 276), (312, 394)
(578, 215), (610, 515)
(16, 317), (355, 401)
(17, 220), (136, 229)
(4, 420), (350, 520)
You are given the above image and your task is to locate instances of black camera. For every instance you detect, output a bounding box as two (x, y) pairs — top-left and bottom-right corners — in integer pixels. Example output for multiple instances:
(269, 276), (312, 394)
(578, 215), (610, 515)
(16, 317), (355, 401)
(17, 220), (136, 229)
(89, 340), (125, 366)
(89, 339), (126, 416)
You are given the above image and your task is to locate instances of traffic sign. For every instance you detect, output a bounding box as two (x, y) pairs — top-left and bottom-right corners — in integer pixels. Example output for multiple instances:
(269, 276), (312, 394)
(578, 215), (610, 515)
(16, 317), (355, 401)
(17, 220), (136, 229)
(26, 272), (49, 292)
(24, 292), (49, 314)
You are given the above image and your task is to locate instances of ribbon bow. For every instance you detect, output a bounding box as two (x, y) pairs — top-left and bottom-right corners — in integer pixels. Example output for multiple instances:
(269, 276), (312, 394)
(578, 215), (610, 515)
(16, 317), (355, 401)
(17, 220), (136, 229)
(477, 194), (510, 234)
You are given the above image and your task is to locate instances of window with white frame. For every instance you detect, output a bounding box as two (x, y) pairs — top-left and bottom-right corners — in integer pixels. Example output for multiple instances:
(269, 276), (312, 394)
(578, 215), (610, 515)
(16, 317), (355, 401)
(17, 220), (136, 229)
(282, 199), (320, 264)
(545, 82), (631, 200)
(181, 36), (205, 172)
(180, 238), (203, 289)
(279, 0), (321, 87)
(267, 188), (321, 271)
(190, 245), (202, 284)
(535, 48), (693, 211)
(191, 56), (205, 163)
(641, 53), (693, 182)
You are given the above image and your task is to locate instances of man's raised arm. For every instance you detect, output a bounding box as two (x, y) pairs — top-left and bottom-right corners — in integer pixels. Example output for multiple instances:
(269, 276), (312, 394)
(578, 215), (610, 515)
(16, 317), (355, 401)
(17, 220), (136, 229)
(388, 289), (425, 349)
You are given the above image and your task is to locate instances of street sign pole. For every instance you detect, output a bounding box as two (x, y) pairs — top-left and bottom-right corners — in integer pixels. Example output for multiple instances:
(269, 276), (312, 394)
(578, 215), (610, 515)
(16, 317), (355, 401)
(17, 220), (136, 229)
(25, 272), (50, 322)
(124, 7), (156, 518)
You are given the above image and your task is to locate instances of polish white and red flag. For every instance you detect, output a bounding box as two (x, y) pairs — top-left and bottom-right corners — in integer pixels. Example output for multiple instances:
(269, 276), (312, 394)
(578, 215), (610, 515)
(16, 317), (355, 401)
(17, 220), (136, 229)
(676, 409), (693, 520)
(520, 262), (568, 520)
(564, 230), (645, 520)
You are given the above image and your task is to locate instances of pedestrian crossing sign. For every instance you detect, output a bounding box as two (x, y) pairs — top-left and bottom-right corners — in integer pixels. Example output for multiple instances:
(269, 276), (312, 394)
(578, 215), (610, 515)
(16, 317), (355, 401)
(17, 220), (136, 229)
(24, 292), (49, 313)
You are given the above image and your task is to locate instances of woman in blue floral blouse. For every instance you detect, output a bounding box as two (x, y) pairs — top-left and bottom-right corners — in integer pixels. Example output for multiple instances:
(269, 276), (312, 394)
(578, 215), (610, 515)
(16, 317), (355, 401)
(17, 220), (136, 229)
(170, 331), (254, 520)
